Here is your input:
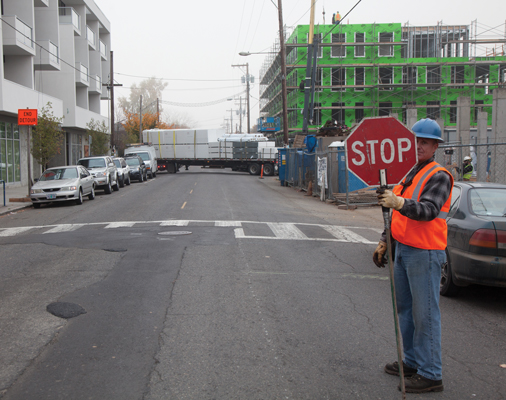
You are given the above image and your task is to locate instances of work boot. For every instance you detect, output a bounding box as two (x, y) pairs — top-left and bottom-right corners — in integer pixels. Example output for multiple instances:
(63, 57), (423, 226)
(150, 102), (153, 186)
(399, 374), (444, 393)
(384, 361), (417, 377)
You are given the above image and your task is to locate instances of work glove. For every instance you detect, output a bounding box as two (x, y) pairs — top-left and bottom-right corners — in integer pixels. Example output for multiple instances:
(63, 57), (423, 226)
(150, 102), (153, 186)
(373, 241), (387, 268)
(377, 189), (405, 211)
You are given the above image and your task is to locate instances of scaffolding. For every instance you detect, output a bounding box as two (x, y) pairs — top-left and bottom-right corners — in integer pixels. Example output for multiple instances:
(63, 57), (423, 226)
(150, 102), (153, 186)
(259, 20), (506, 138)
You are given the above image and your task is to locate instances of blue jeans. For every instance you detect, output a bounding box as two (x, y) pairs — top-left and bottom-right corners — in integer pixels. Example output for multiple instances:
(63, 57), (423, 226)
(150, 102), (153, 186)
(394, 242), (445, 381)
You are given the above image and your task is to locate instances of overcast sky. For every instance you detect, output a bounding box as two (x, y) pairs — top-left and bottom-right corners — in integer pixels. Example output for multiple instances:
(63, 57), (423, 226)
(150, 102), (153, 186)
(95, 0), (505, 131)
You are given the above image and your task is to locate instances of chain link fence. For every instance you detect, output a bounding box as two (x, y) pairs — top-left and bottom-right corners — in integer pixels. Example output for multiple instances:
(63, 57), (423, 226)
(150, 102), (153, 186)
(283, 141), (506, 208)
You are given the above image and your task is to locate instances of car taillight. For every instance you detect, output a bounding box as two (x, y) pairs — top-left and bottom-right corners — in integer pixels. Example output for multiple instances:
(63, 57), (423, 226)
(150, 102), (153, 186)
(497, 230), (506, 249)
(469, 229), (497, 248)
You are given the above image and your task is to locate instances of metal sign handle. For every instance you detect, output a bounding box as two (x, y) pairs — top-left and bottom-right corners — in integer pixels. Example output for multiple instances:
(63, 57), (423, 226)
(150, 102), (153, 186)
(380, 169), (406, 399)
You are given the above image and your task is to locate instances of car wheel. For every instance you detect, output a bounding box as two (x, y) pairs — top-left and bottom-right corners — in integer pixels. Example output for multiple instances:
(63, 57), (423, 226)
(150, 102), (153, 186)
(440, 249), (460, 297)
(104, 179), (112, 194)
(126, 175), (131, 185)
(113, 177), (120, 191)
(33, 203), (41, 209)
(75, 189), (83, 205)
(119, 175), (125, 188)
(139, 172), (143, 182)
(88, 185), (95, 200)
(153, 171), (157, 178)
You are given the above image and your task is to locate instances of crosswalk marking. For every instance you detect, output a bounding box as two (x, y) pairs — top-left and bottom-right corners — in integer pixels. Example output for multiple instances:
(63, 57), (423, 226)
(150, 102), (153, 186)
(105, 222), (137, 229)
(267, 223), (307, 239)
(321, 225), (372, 243)
(160, 220), (189, 226)
(0, 220), (379, 244)
(0, 227), (34, 237)
(43, 224), (84, 234)
(215, 221), (242, 227)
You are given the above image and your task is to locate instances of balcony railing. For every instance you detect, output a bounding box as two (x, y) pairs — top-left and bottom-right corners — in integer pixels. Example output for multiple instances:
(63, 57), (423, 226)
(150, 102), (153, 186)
(16, 17), (34, 49)
(86, 26), (95, 47)
(99, 40), (107, 59)
(59, 7), (80, 31)
(75, 62), (89, 86)
(49, 41), (59, 65)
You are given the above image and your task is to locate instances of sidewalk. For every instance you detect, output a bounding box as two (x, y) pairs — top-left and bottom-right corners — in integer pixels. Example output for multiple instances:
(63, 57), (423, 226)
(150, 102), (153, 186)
(0, 184), (33, 216)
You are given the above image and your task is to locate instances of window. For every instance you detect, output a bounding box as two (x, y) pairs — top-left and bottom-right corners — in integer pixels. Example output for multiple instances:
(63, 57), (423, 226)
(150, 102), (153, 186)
(308, 33), (323, 58)
(379, 67), (393, 90)
(474, 100), (484, 123)
(355, 33), (365, 57)
(451, 66), (465, 89)
(379, 102), (392, 116)
(402, 66), (417, 85)
(379, 32), (393, 57)
(449, 101), (457, 124)
(331, 67), (346, 91)
(476, 65), (490, 94)
(355, 67), (364, 91)
(0, 122), (21, 183)
(332, 103), (345, 124)
(355, 102), (364, 123)
(427, 66), (441, 89)
(314, 68), (323, 92)
(427, 101), (440, 119)
(331, 33), (346, 58)
(312, 102), (322, 125)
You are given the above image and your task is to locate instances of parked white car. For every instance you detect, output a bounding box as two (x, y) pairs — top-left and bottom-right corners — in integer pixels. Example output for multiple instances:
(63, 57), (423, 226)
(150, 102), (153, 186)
(30, 165), (95, 208)
(113, 157), (131, 187)
(77, 156), (119, 194)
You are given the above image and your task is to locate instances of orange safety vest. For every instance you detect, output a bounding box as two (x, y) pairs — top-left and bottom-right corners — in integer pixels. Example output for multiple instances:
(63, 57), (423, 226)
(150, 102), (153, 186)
(391, 161), (453, 250)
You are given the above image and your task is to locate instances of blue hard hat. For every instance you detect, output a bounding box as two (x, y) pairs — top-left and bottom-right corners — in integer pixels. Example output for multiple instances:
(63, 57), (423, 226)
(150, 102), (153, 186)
(411, 118), (444, 142)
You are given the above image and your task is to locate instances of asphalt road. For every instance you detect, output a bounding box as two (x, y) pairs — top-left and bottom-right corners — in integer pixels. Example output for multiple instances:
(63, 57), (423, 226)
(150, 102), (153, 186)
(0, 168), (505, 400)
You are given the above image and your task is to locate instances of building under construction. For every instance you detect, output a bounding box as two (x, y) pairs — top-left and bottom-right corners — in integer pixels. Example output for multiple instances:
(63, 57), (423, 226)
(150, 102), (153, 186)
(259, 21), (506, 140)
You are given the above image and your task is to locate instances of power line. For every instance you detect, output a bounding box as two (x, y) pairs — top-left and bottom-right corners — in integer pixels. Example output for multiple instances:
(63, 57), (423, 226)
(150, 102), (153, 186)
(115, 72), (237, 82)
(160, 92), (245, 107)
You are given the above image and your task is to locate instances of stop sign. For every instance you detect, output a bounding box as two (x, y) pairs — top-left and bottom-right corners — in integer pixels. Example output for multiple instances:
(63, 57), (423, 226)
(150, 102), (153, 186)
(344, 116), (418, 186)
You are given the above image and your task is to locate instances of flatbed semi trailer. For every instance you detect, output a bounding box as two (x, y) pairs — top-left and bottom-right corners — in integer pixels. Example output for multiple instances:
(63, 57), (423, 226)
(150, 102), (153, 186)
(157, 157), (277, 175)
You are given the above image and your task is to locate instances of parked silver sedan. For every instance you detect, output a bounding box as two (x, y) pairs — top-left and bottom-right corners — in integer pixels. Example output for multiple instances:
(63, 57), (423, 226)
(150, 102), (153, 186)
(30, 165), (95, 208)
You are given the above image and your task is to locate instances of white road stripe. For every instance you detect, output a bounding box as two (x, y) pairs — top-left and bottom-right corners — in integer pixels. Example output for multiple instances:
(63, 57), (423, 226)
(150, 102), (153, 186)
(215, 221), (242, 227)
(160, 220), (189, 226)
(321, 225), (373, 243)
(43, 224), (84, 234)
(267, 223), (307, 239)
(105, 222), (136, 229)
(0, 227), (34, 237)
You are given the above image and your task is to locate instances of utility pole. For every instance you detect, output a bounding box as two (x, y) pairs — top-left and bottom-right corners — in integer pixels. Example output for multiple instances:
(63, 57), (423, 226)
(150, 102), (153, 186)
(157, 98), (160, 125)
(277, 0), (289, 145)
(139, 95), (143, 142)
(105, 51), (122, 151)
(231, 63), (251, 133)
(227, 108), (233, 133)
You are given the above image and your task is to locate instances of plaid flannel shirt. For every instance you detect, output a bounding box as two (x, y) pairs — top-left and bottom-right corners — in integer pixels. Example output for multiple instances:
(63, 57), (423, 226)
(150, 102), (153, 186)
(380, 156), (452, 243)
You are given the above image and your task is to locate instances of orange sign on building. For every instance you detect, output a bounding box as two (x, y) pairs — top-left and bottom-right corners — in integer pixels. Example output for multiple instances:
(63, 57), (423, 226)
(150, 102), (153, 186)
(18, 109), (38, 125)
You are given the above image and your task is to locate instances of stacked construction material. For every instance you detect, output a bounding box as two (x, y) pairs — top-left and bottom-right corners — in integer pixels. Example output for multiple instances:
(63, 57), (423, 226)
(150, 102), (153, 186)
(143, 129), (277, 160)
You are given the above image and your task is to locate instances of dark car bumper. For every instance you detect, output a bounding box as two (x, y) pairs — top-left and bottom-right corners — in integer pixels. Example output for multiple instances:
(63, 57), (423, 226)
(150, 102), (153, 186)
(450, 248), (506, 288)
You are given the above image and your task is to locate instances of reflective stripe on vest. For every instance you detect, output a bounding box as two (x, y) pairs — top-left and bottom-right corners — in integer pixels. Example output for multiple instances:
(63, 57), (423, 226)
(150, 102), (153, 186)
(391, 161), (453, 250)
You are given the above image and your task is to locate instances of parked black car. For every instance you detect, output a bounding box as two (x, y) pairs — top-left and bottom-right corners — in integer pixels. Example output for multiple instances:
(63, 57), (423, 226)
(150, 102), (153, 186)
(441, 182), (506, 296)
(124, 155), (147, 182)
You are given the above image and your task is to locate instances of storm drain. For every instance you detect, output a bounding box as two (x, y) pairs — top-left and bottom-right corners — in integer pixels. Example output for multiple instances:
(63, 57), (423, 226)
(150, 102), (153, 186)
(47, 302), (87, 319)
(158, 231), (192, 236)
(103, 248), (128, 252)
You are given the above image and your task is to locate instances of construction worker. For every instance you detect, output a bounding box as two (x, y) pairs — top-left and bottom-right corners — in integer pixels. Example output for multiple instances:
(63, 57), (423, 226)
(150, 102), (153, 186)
(462, 156), (473, 180)
(373, 118), (453, 393)
(335, 11), (341, 23)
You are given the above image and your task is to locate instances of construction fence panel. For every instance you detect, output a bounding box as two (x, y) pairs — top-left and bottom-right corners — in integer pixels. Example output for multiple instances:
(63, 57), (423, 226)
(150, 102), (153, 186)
(435, 141), (506, 185)
(284, 149), (378, 207)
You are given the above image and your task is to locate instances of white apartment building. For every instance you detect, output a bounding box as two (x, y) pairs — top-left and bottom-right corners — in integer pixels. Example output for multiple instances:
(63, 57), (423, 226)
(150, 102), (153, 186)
(0, 0), (111, 187)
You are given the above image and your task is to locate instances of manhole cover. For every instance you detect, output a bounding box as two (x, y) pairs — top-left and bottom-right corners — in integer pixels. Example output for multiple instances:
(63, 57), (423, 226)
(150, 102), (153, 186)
(158, 231), (192, 236)
(47, 302), (87, 319)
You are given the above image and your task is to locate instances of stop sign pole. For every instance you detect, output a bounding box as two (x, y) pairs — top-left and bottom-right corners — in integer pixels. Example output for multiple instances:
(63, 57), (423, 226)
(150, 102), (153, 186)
(345, 117), (418, 398)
